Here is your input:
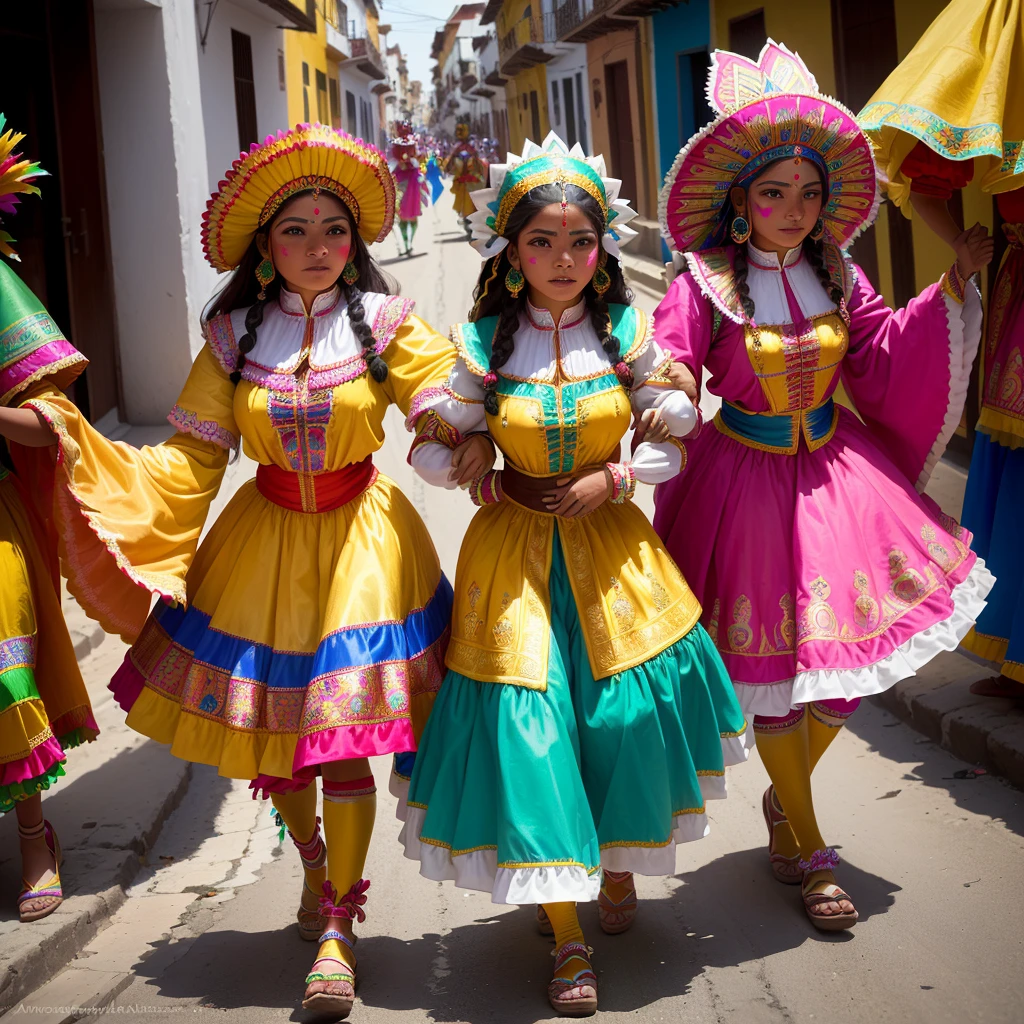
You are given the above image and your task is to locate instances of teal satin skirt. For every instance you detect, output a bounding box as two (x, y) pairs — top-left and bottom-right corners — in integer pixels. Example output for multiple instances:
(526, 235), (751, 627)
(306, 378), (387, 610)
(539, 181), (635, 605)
(399, 538), (749, 905)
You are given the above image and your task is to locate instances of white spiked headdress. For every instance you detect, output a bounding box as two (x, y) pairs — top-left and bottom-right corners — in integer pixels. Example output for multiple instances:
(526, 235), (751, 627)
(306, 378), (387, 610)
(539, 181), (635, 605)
(468, 132), (638, 260)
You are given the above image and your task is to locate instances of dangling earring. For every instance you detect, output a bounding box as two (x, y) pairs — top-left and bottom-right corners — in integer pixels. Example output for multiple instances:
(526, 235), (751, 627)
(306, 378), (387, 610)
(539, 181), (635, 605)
(730, 214), (751, 245)
(255, 236), (275, 300)
(342, 261), (359, 286)
(505, 265), (524, 298)
(810, 217), (825, 242)
(593, 251), (611, 297)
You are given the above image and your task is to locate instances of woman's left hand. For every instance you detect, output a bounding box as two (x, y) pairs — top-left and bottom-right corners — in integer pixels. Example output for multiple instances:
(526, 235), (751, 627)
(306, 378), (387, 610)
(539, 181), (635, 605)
(633, 406), (671, 444)
(954, 222), (995, 278)
(543, 468), (612, 517)
(449, 434), (495, 485)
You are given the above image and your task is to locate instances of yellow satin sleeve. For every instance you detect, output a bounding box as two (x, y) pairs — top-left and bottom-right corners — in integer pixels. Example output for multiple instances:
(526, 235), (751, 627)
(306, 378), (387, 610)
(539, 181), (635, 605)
(380, 314), (457, 423)
(19, 347), (237, 644)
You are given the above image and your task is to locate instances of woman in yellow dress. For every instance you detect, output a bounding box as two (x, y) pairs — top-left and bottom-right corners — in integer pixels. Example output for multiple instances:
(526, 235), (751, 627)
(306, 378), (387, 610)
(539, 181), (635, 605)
(399, 134), (749, 1017)
(0, 125), (491, 1018)
(0, 122), (98, 922)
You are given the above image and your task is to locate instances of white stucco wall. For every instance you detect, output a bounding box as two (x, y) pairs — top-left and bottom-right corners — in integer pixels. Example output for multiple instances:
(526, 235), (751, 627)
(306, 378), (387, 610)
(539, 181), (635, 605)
(94, 0), (218, 424)
(197, 0), (290, 192)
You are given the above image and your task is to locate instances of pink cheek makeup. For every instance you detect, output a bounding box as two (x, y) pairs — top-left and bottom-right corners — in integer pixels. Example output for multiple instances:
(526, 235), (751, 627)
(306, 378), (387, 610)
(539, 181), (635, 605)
(754, 203), (772, 219)
(279, 246), (290, 258)
(528, 257), (537, 265)
(586, 249), (598, 267)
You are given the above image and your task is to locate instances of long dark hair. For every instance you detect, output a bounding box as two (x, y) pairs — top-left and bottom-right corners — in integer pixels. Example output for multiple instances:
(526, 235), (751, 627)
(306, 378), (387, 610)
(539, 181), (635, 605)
(203, 191), (398, 385)
(0, 438), (13, 476)
(731, 159), (843, 321)
(470, 182), (633, 416)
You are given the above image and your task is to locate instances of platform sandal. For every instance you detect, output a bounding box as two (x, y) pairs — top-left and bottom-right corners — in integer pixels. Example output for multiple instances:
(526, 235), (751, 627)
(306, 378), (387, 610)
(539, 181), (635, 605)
(302, 928), (356, 1018)
(799, 847), (858, 932)
(598, 870), (637, 934)
(290, 816), (326, 941)
(548, 941), (598, 1017)
(18, 819), (64, 923)
(762, 786), (802, 884)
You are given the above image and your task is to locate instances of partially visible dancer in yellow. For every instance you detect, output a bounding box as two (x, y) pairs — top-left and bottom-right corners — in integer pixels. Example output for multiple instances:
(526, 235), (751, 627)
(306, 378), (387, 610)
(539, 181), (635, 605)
(0, 124), (489, 1019)
(862, 0), (1024, 698)
(444, 120), (487, 235)
(0, 118), (98, 922)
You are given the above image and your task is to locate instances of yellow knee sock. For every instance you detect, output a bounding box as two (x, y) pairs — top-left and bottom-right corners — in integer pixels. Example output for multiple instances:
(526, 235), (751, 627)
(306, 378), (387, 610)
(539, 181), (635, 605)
(807, 701), (854, 770)
(272, 785), (325, 905)
(542, 902), (588, 982)
(754, 714), (825, 860)
(318, 777), (377, 971)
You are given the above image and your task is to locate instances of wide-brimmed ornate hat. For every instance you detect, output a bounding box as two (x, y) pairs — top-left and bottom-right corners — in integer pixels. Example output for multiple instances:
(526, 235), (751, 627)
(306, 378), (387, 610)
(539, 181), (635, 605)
(468, 131), (638, 260)
(202, 124), (396, 272)
(659, 41), (878, 254)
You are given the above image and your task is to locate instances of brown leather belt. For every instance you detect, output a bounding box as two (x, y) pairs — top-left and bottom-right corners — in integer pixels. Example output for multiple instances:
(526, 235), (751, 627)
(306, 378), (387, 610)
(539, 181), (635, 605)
(499, 463), (563, 514)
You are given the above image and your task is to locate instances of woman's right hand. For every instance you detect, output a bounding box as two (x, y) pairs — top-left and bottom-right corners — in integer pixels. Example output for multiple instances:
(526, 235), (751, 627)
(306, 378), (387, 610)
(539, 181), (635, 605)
(449, 434), (495, 485)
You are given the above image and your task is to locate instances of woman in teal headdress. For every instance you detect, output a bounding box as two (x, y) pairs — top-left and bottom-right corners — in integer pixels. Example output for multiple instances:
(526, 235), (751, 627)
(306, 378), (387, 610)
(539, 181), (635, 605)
(398, 134), (749, 1017)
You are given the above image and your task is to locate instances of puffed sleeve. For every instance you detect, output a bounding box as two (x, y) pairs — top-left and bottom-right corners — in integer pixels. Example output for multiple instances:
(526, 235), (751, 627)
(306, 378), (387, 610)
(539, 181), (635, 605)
(18, 340), (237, 643)
(376, 306), (458, 422)
(901, 141), (974, 199)
(840, 259), (983, 490)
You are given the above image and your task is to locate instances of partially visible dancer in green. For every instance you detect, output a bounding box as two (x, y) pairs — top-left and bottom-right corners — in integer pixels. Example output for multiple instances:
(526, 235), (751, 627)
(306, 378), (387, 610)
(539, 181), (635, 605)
(0, 117), (98, 922)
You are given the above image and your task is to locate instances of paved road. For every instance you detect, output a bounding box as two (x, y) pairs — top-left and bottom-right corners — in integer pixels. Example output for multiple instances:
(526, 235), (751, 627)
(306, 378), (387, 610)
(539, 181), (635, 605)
(13, 205), (1024, 1024)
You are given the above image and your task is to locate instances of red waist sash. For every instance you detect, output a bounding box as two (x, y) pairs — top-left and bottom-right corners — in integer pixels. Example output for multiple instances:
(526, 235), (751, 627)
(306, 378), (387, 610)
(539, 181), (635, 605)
(255, 457), (376, 513)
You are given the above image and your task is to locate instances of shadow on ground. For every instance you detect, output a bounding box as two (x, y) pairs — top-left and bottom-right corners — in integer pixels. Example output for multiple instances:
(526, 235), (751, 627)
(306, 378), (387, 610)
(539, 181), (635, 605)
(850, 698), (1024, 839)
(120, 846), (897, 1023)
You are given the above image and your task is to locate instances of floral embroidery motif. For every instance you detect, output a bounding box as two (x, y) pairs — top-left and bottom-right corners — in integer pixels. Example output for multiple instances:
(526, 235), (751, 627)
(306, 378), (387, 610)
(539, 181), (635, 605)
(492, 592), (514, 648)
(921, 525), (954, 572)
(777, 593), (795, 650)
(852, 570), (880, 631)
(800, 576), (839, 641)
(168, 405), (238, 450)
(707, 598), (721, 645)
(727, 595), (754, 653)
(463, 582), (483, 639)
(609, 576), (636, 631)
(268, 386), (333, 473)
(646, 571), (670, 612)
(886, 549), (930, 606)
(205, 314), (239, 373)
(0, 635), (34, 672)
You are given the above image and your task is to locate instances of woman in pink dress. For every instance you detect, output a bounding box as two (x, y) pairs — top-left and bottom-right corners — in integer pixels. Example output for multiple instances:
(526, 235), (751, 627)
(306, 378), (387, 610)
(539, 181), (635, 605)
(653, 41), (994, 931)
(389, 123), (430, 257)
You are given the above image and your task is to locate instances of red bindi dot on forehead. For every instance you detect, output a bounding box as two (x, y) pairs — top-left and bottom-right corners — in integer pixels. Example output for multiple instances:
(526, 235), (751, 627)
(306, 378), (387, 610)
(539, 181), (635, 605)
(313, 207), (320, 216)
(794, 174), (800, 180)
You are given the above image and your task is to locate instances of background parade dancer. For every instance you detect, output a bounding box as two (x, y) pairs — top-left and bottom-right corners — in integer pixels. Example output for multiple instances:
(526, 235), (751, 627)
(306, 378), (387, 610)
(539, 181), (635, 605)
(444, 120), (487, 238)
(654, 41), (994, 932)
(389, 121), (430, 258)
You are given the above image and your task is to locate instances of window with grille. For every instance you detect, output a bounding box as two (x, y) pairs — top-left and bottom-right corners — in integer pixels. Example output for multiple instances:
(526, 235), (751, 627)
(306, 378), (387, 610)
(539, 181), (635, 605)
(329, 78), (342, 129)
(315, 68), (329, 124)
(231, 30), (258, 152)
(302, 62), (310, 122)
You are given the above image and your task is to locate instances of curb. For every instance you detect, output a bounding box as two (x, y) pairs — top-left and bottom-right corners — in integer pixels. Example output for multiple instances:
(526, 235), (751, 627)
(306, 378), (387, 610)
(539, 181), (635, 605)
(872, 651), (1024, 790)
(0, 741), (193, 1008)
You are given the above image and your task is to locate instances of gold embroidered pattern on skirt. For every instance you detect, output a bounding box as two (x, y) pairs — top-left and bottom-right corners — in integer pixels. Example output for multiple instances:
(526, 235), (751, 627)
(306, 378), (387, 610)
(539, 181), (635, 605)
(464, 581), (483, 638)
(727, 595), (754, 652)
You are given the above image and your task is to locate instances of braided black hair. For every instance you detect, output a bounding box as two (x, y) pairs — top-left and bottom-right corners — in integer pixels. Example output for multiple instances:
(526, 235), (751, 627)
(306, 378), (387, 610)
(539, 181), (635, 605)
(732, 245), (756, 321)
(470, 182), (633, 415)
(346, 282), (388, 383)
(803, 236), (845, 311)
(203, 190), (398, 385)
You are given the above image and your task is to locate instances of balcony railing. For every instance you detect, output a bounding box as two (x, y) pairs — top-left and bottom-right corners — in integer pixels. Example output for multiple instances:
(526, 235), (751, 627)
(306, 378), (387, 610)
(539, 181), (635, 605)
(498, 13), (558, 75)
(554, 0), (618, 41)
(324, 0), (350, 59)
(460, 59), (479, 91)
(350, 35), (387, 81)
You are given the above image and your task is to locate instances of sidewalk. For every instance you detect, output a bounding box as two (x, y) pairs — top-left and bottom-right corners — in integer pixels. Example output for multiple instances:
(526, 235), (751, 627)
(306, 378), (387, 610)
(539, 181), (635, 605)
(0, 424), (255, 1009)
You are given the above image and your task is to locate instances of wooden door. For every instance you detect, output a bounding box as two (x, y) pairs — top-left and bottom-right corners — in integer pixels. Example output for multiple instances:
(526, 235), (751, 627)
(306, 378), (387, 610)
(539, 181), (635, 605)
(46, 0), (120, 421)
(604, 61), (637, 207)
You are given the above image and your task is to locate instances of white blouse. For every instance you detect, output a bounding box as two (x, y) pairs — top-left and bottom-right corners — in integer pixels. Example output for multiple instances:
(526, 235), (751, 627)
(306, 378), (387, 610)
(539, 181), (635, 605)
(744, 241), (836, 325)
(412, 297), (698, 489)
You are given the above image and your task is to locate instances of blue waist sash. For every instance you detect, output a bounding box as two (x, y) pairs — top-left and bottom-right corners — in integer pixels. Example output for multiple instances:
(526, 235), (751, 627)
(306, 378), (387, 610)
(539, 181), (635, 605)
(716, 398), (838, 454)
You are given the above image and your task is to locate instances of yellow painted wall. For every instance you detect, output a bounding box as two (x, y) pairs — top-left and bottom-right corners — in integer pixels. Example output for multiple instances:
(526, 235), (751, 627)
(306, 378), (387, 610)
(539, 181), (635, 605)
(506, 65), (550, 152)
(285, 12), (329, 127)
(497, 0), (534, 36)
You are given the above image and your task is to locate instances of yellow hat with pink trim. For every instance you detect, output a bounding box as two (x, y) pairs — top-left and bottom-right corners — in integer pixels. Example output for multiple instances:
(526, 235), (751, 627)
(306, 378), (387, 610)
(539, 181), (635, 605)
(202, 124), (397, 272)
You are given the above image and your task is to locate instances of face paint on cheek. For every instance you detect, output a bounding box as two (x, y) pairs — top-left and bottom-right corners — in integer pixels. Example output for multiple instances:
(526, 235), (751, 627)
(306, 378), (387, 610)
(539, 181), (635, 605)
(586, 249), (598, 267)
(754, 203), (773, 219)
(528, 257), (537, 265)
(279, 247), (289, 258)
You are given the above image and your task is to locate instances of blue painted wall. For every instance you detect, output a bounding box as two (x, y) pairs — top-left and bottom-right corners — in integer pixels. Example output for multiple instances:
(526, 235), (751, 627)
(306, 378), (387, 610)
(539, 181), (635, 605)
(652, 0), (712, 258)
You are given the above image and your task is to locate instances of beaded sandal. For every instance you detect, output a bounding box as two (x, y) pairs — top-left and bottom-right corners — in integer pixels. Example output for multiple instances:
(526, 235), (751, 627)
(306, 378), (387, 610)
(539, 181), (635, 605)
(799, 847), (859, 931)
(548, 941), (598, 1017)
(302, 928), (356, 1018)
(301, 879), (370, 1018)
(762, 786), (802, 885)
(18, 820), (64, 923)
(598, 871), (637, 934)
(290, 816), (326, 941)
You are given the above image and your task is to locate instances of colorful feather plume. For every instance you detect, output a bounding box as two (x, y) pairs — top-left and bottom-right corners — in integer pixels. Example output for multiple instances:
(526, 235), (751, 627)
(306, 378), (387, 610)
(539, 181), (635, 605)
(0, 114), (48, 261)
